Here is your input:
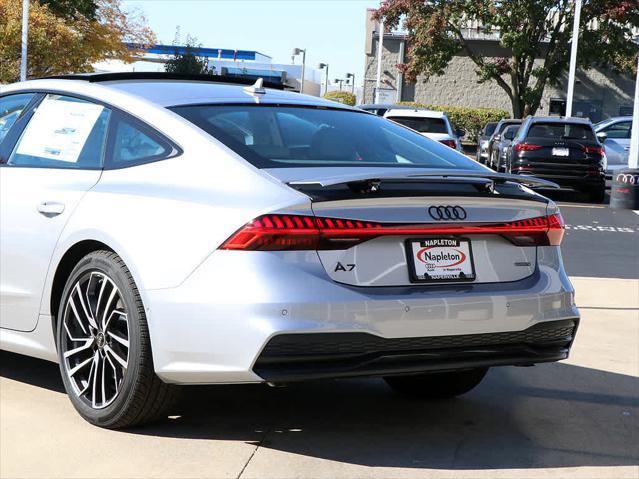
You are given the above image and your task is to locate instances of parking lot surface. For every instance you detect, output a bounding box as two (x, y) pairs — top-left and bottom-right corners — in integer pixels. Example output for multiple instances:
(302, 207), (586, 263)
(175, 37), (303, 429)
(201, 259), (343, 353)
(1, 196), (638, 479)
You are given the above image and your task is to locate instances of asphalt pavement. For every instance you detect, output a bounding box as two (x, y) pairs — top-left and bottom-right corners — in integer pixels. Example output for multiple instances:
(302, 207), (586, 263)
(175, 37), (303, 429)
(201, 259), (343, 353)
(1, 197), (638, 479)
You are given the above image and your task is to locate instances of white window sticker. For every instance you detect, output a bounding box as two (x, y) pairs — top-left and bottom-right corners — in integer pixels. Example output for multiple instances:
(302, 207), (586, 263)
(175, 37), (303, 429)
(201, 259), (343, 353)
(15, 97), (104, 163)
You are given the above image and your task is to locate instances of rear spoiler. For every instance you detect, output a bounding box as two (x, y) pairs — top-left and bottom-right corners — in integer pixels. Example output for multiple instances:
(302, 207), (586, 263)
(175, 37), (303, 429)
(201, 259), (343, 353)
(286, 170), (560, 190)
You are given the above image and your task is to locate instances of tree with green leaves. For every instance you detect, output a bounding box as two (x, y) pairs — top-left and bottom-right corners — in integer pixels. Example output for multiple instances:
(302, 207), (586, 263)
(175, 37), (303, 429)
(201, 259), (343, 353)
(164, 35), (212, 75)
(375, 0), (639, 118)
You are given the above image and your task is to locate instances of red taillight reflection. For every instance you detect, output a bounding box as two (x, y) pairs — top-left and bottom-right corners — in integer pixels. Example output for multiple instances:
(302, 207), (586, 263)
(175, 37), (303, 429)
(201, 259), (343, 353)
(514, 143), (543, 152)
(439, 139), (457, 149)
(220, 213), (566, 251)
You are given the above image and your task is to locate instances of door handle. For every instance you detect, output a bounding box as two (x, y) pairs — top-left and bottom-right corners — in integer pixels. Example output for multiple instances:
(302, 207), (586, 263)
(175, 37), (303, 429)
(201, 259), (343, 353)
(37, 201), (65, 217)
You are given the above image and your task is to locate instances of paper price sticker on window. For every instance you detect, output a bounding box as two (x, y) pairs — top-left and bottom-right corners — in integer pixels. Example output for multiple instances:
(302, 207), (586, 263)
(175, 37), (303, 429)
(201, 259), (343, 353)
(15, 97), (104, 163)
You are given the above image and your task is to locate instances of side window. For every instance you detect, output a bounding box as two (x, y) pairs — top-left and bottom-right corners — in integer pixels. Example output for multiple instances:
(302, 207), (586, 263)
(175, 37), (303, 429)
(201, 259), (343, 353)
(9, 94), (110, 169)
(109, 114), (173, 168)
(602, 121), (632, 139)
(0, 93), (35, 144)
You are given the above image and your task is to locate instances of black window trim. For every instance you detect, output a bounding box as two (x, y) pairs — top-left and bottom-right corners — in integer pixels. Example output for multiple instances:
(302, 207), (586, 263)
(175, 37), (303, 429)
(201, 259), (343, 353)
(0, 89), (182, 170)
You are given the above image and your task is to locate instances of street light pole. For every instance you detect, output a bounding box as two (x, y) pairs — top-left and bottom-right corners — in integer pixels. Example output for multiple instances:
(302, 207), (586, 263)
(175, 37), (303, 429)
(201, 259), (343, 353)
(20, 0), (29, 81)
(565, 0), (582, 117)
(629, 52), (639, 169)
(292, 48), (307, 94)
(334, 79), (344, 91)
(318, 63), (329, 96)
(375, 17), (384, 103)
(346, 73), (355, 95)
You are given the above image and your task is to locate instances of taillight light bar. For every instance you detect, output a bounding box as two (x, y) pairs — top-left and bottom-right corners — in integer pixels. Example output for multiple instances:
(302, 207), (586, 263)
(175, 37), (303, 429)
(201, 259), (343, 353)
(514, 143), (543, 152)
(581, 145), (604, 156)
(220, 213), (565, 251)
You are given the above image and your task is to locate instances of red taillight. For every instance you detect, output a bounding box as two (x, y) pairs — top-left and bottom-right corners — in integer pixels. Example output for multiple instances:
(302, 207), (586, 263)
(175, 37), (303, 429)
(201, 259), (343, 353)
(514, 143), (543, 152)
(220, 213), (566, 251)
(439, 139), (457, 149)
(581, 145), (604, 156)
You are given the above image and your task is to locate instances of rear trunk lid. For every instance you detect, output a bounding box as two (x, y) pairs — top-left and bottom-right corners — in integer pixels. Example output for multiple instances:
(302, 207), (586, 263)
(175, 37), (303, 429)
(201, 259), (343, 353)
(262, 168), (557, 288)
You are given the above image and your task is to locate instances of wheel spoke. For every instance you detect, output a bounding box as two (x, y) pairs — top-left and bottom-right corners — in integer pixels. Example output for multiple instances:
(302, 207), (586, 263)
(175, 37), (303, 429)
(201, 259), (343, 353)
(63, 319), (91, 343)
(107, 331), (129, 348)
(105, 353), (119, 395)
(63, 338), (94, 359)
(68, 355), (94, 377)
(104, 310), (126, 333)
(75, 283), (98, 330)
(100, 287), (118, 331)
(105, 345), (127, 370)
(67, 298), (88, 336)
(91, 353), (100, 408)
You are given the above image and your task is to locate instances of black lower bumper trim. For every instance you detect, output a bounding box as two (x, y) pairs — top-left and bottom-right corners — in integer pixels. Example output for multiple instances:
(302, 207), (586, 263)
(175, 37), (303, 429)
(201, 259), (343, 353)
(253, 319), (579, 382)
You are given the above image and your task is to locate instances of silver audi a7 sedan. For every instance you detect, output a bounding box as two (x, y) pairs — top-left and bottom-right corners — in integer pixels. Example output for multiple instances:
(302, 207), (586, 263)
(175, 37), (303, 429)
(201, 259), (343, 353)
(0, 73), (579, 428)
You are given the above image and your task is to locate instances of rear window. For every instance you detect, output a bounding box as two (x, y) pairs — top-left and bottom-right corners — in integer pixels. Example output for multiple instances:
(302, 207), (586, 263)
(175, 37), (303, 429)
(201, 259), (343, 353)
(171, 105), (482, 170)
(387, 116), (448, 134)
(527, 122), (595, 141)
(484, 122), (497, 136)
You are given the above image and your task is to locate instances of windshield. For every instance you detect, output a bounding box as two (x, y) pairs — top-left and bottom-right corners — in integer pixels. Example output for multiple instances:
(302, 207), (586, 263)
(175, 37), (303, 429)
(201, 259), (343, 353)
(171, 105), (483, 170)
(527, 122), (595, 141)
(385, 116), (449, 134)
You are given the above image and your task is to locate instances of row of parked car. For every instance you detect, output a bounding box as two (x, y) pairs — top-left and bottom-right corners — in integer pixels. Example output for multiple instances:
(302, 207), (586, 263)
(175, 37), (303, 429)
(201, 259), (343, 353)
(358, 103), (632, 203)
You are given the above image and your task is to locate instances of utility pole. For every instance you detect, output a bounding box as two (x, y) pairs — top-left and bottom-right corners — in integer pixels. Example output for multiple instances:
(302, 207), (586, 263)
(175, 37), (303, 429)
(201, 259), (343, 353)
(375, 17), (384, 103)
(20, 0), (29, 81)
(629, 52), (638, 169)
(565, 0), (582, 117)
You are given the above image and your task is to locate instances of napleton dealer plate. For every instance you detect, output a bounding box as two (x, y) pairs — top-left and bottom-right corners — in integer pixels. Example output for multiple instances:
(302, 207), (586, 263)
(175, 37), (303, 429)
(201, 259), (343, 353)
(406, 238), (476, 283)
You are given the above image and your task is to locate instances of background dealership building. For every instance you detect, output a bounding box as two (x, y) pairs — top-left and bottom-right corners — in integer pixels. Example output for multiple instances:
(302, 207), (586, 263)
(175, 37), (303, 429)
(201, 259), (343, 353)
(362, 10), (636, 122)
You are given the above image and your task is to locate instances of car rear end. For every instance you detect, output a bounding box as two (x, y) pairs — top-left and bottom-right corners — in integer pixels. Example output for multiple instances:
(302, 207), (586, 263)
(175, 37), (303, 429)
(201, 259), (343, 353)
(146, 101), (579, 385)
(510, 119), (606, 198)
(384, 109), (462, 152)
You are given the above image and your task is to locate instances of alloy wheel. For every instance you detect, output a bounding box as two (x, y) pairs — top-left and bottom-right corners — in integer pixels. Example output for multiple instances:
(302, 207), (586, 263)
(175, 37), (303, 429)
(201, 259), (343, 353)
(60, 271), (130, 409)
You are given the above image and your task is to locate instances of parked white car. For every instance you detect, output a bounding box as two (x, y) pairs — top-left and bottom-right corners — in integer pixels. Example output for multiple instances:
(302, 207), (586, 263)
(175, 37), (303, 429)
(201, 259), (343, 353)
(384, 109), (464, 152)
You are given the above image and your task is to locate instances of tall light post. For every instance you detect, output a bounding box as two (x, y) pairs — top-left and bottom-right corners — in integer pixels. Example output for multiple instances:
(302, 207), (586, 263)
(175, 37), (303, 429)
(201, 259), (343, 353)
(334, 78), (344, 91)
(318, 63), (329, 96)
(292, 47), (306, 94)
(375, 16), (384, 103)
(346, 73), (355, 95)
(629, 51), (639, 169)
(565, 0), (582, 117)
(20, 0), (29, 81)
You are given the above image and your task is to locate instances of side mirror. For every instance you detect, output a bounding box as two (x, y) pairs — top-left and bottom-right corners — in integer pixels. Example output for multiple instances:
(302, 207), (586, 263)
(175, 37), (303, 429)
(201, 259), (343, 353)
(456, 128), (466, 138)
(596, 132), (608, 144)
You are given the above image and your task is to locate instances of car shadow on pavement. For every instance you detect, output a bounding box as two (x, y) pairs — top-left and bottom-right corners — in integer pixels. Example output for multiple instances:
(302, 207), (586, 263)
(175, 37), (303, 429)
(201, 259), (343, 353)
(1, 350), (637, 470)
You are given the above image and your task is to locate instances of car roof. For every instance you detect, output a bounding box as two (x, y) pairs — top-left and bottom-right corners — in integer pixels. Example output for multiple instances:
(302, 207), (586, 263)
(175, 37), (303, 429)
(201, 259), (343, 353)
(384, 108), (446, 119)
(1, 74), (354, 110)
(357, 104), (411, 109)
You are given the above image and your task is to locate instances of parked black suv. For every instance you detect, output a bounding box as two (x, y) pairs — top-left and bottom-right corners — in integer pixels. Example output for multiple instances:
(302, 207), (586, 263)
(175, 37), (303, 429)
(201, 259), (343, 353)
(506, 117), (606, 202)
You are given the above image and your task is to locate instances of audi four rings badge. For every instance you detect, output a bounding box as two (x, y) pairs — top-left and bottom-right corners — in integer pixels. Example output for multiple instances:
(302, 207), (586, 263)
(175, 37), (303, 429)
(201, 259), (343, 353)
(428, 205), (467, 220)
(616, 173), (639, 185)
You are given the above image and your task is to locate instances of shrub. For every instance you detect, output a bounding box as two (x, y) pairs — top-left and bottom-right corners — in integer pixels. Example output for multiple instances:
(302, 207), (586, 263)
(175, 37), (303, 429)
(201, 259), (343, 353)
(324, 91), (357, 106)
(397, 102), (508, 142)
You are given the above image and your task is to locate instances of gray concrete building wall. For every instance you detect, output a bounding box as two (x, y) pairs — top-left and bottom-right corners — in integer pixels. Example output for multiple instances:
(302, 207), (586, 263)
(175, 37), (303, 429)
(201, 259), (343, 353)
(363, 11), (635, 121)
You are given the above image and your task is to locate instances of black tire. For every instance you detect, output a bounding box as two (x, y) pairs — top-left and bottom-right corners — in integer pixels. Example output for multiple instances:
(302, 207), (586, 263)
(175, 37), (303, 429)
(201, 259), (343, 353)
(589, 186), (606, 203)
(384, 368), (488, 399)
(56, 250), (179, 428)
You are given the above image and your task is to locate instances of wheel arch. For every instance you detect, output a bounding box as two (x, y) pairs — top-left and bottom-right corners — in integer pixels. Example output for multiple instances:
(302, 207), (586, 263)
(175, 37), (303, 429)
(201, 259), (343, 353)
(49, 240), (114, 340)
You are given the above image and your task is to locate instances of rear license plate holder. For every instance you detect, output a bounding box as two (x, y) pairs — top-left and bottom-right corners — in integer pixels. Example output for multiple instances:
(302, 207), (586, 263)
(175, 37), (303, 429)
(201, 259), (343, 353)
(405, 238), (476, 283)
(552, 147), (570, 157)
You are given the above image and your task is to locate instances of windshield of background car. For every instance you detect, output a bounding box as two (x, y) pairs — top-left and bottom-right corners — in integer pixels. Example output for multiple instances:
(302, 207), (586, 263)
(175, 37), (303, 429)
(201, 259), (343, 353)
(171, 105), (483, 170)
(527, 122), (595, 141)
(484, 122), (497, 136)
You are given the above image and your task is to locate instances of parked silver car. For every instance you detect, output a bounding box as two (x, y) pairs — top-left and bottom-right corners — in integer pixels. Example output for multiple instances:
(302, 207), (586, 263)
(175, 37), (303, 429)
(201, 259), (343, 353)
(1, 73), (579, 429)
(594, 116), (632, 174)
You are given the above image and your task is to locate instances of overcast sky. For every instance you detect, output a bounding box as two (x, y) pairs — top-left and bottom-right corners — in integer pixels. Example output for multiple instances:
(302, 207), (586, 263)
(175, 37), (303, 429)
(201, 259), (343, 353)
(121, 0), (381, 85)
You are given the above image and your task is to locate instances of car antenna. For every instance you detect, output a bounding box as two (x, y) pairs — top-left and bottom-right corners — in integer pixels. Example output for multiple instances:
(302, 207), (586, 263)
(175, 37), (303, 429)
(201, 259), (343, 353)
(243, 78), (266, 95)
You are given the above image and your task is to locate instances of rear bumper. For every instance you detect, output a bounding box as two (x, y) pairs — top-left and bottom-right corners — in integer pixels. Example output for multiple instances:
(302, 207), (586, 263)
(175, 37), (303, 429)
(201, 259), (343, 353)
(144, 247), (579, 384)
(254, 318), (578, 382)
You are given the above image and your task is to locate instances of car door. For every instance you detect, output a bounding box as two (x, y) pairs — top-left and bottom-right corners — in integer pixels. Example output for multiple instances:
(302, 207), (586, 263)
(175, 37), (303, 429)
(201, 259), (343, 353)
(601, 120), (632, 170)
(0, 93), (110, 331)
